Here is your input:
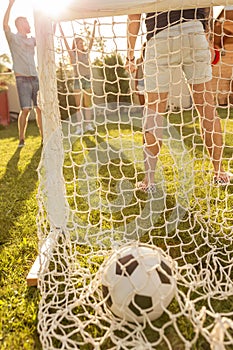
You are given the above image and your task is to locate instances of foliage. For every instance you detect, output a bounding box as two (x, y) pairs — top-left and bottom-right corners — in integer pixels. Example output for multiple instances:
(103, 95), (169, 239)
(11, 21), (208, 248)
(0, 54), (14, 93)
(80, 24), (106, 55)
(94, 52), (131, 105)
(56, 52), (132, 119)
(56, 61), (76, 119)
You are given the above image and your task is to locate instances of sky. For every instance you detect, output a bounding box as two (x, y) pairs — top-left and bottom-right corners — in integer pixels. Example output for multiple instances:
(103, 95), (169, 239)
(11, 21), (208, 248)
(0, 0), (133, 64)
(0, 1), (227, 64)
(1, 0), (35, 56)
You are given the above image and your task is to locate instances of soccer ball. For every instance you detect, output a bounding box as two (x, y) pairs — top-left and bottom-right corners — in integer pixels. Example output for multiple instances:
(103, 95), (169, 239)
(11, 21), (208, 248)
(101, 242), (177, 323)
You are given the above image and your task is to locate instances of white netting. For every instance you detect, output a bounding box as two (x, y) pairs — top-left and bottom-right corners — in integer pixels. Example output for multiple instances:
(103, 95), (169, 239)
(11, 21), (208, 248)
(34, 3), (233, 350)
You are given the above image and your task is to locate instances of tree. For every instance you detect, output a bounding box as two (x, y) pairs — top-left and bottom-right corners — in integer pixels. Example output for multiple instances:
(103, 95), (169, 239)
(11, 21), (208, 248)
(56, 60), (76, 119)
(94, 52), (131, 105)
(0, 54), (14, 93)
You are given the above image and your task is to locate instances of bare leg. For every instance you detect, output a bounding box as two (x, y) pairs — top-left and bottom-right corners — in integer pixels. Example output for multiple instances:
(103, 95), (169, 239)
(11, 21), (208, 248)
(18, 108), (30, 141)
(141, 92), (168, 186)
(74, 91), (82, 124)
(191, 80), (227, 181)
(35, 107), (43, 138)
(137, 93), (145, 106)
(83, 89), (92, 124)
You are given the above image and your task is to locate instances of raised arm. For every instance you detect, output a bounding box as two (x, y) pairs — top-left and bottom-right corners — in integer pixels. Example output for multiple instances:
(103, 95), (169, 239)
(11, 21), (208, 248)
(3, 0), (15, 31)
(88, 20), (97, 50)
(203, 8), (213, 41)
(126, 14), (141, 72)
(58, 23), (71, 53)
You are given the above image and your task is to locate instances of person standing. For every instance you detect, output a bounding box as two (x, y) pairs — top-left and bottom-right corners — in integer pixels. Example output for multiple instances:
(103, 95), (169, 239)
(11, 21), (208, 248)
(135, 42), (146, 106)
(126, 9), (233, 191)
(3, 0), (42, 147)
(58, 21), (97, 135)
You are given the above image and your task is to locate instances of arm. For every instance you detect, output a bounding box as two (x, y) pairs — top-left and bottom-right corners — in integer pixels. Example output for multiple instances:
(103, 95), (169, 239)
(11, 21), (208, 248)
(58, 23), (71, 53)
(3, 0), (15, 31)
(202, 8), (217, 64)
(203, 8), (213, 42)
(126, 14), (141, 72)
(135, 57), (142, 90)
(88, 20), (97, 50)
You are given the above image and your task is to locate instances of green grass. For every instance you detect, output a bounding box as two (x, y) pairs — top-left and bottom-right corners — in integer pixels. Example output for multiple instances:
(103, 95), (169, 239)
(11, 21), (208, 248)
(0, 121), (42, 350)
(0, 110), (233, 350)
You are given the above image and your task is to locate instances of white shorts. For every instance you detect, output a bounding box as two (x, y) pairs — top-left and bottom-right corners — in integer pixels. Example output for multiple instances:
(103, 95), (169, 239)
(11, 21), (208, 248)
(145, 21), (212, 93)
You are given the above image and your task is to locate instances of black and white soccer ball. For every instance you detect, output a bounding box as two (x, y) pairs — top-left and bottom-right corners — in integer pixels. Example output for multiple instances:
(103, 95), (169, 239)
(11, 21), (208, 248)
(101, 242), (177, 323)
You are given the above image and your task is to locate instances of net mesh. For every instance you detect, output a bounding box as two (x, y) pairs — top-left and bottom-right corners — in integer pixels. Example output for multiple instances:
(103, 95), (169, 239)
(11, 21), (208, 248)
(35, 5), (233, 350)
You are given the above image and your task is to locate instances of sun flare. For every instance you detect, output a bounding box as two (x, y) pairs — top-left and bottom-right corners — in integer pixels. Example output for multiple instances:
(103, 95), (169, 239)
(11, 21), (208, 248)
(33, 0), (73, 20)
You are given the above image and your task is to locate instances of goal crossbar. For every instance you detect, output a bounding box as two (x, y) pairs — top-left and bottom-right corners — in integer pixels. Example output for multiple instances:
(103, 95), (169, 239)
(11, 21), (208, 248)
(44, 0), (233, 21)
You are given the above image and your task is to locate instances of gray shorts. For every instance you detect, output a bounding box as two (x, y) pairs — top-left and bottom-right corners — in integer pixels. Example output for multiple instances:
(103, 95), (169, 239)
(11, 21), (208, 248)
(16, 76), (39, 109)
(73, 76), (91, 91)
(137, 79), (145, 92)
(145, 21), (212, 93)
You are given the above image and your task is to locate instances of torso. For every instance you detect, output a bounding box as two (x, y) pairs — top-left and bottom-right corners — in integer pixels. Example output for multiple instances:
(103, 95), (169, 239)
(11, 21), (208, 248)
(145, 8), (209, 41)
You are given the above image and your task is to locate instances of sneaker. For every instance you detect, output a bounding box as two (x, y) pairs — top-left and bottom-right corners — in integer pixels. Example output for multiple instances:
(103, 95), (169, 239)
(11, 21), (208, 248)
(85, 123), (95, 132)
(136, 181), (156, 193)
(74, 126), (83, 135)
(18, 139), (25, 148)
(213, 171), (233, 186)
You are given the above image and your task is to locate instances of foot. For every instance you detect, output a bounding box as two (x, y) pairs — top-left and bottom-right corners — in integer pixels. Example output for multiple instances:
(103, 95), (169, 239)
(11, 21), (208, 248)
(213, 171), (233, 186)
(136, 181), (156, 193)
(18, 139), (25, 148)
(85, 123), (95, 132)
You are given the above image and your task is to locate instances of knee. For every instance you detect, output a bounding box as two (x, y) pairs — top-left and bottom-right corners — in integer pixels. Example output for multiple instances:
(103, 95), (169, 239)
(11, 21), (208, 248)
(143, 112), (163, 139)
(144, 114), (156, 132)
(143, 131), (162, 156)
(20, 108), (30, 117)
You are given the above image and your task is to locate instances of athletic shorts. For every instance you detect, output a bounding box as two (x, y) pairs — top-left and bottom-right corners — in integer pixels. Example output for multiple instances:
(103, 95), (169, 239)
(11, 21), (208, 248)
(74, 76), (91, 91)
(145, 21), (212, 93)
(16, 76), (39, 109)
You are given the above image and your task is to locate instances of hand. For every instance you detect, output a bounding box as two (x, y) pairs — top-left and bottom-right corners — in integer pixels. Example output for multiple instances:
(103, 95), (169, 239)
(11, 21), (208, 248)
(125, 58), (136, 73)
(9, 0), (15, 6)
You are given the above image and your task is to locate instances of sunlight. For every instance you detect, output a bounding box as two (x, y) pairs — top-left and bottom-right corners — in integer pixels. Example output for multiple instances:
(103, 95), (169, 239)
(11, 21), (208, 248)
(33, 0), (73, 19)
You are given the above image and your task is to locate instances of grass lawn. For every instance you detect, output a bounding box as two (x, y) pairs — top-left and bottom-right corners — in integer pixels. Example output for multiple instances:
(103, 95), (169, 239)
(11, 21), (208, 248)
(0, 108), (233, 349)
(0, 120), (42, 350)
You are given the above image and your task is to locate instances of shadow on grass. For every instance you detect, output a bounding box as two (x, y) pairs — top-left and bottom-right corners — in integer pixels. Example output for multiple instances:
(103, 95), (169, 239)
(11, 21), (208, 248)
(0, 120), (41, 140)
(0, 143), (42, 349)
(168, 109), (233, 160)
(0, 145), (42, 244)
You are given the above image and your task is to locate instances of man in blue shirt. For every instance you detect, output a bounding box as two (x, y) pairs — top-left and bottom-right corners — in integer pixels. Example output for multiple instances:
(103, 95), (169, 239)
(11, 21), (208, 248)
(3, 0), (42, 147)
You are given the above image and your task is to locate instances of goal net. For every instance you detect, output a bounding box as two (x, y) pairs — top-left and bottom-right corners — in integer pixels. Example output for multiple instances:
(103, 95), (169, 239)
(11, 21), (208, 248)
(33, 1), (233, 349)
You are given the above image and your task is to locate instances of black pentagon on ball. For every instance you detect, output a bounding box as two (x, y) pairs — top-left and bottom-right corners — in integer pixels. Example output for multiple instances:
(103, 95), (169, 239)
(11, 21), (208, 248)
(156, 268), (171, 284)
(161, 260), (172, 276)
(128, 294), (153, 316)
(102, 285), (113, 308)
(116, 254), (139, 276)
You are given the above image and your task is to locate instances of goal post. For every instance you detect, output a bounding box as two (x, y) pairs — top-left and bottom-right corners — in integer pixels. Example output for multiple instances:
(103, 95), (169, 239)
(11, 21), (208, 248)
(26, 13), (69, 286)
(31, 1), (233, 349)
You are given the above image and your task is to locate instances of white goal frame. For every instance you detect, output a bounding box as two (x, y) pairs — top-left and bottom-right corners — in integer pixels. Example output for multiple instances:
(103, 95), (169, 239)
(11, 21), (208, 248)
(27, 0), (233, 285)
(26, 2), (233, 349)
